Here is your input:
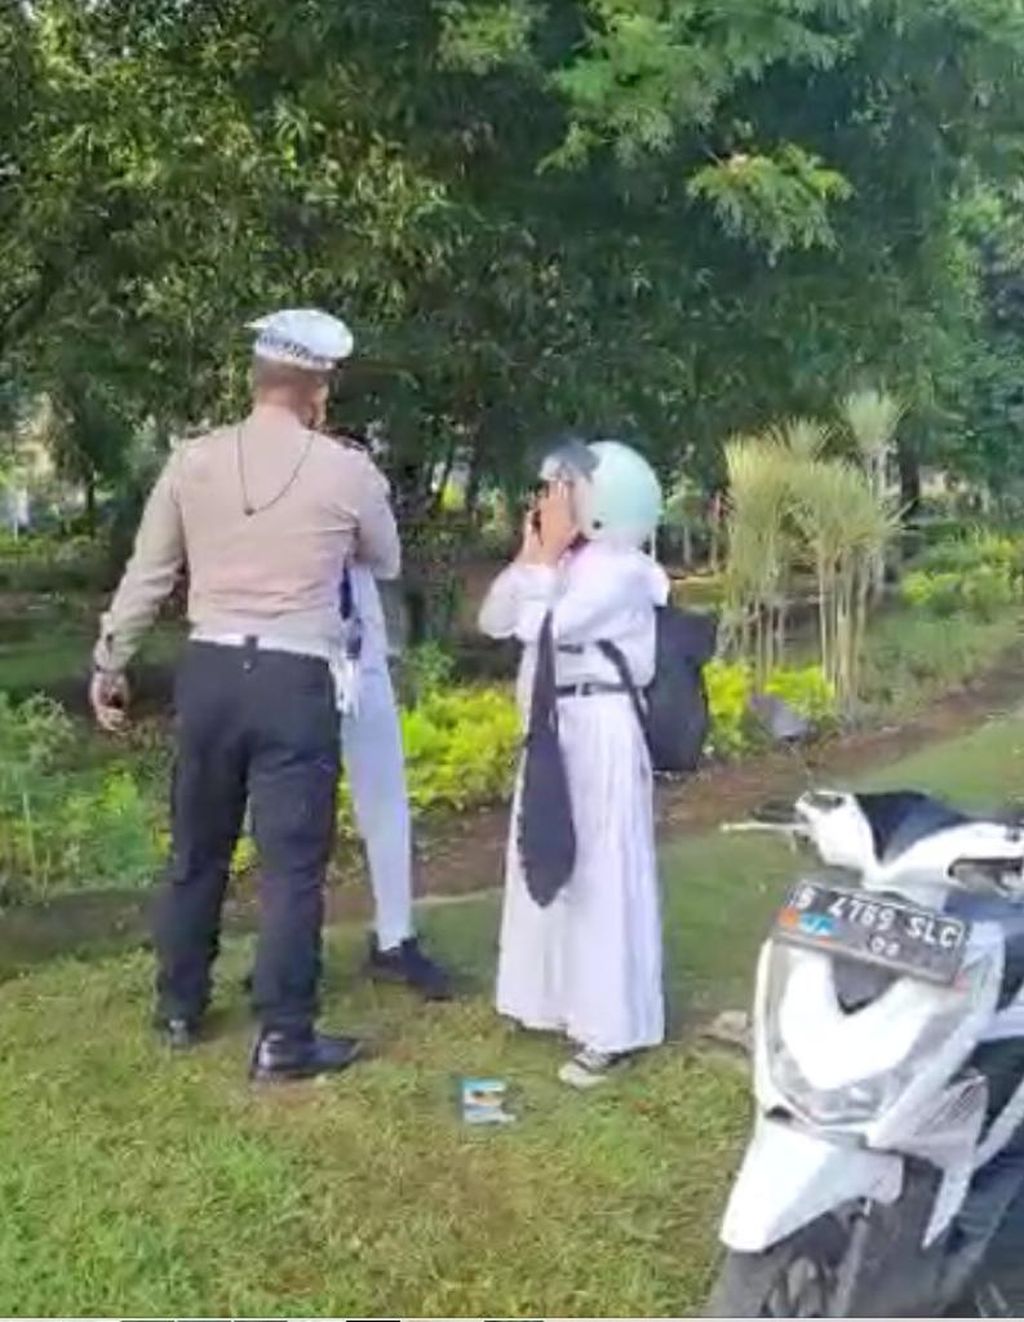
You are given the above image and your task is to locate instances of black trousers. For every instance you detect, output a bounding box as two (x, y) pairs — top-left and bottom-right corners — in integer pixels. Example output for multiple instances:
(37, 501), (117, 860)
(153, 640), (340, 1035)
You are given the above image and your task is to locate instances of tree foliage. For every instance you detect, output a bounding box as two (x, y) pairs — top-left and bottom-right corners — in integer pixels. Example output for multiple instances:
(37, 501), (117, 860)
(2, 0), (1024, 508)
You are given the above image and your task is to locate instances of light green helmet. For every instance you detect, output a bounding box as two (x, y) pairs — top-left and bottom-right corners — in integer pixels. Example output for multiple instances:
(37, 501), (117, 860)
(541, 438), (663, 548)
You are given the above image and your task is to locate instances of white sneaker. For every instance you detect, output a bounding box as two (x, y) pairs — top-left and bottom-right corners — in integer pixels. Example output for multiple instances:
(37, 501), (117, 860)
(558, 1047), (619, 1089)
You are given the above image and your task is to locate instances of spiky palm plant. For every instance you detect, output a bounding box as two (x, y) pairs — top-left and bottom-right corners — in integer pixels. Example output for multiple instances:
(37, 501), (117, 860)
(767, 416), (831, 463)
(724, 413), (899, 709)
(792, 458), (899, 710)
(724, 435), (799, 684)
(663, 472), (702, 566)
(842, 388), (904, 600)
(843, 388), (903, 476)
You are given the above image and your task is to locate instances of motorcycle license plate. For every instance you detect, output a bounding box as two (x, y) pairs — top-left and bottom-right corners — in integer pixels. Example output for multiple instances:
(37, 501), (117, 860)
(774, 882), (969, 984)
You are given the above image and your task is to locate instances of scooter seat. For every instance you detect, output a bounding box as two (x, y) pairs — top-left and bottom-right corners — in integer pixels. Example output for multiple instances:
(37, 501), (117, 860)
(854, 791), (974, 864)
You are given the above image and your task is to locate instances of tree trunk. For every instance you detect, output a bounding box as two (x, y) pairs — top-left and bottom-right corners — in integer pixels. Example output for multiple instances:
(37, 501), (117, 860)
(392, 460), (432, 523)
(897, 436), (922, 517)
(84, 472), (97, 536)
(464, 446), (483, 523)
(710, 493), (724, 573)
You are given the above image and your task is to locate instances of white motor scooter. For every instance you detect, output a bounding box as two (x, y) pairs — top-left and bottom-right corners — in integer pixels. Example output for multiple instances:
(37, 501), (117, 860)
(708, 789), (1024, 1318)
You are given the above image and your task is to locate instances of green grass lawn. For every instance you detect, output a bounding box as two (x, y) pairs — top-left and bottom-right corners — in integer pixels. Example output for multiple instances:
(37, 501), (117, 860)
(1, 714), (1024, 1316)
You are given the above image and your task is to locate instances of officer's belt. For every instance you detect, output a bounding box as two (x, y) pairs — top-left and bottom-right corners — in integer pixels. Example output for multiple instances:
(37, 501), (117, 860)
(189, 628), (336, 664)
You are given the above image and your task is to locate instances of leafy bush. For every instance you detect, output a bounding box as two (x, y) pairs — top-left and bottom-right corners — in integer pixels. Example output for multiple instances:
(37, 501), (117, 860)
(901, 565), (1022, 620)
(58, 771), (163, 887)
(398, 687), (520, 813)
(764, 666), (836, 724)
(704, 660), (752, 756)
(901, 569), (963, 617)
(705, 661), (837, 756)
(0, 695), (163, 902)
(914, 528), (1024, 579)
(860, 611), (1018, 713)
(0, 532), (108, 593)
(961, 566), (1020, 621)
(0, 693), (75, 770)
(400, 641), (457, 703)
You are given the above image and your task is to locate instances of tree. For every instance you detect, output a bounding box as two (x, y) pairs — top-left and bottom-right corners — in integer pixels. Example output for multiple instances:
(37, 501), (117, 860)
(441, 0), (1024, 486)
(4, 0), (1024, 524)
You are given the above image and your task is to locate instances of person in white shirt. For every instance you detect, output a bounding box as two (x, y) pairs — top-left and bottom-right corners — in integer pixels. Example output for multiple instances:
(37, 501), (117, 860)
(340, 558), (452, 999)
(239, 439), (453, 1005)
(478, 439), (668, 1087)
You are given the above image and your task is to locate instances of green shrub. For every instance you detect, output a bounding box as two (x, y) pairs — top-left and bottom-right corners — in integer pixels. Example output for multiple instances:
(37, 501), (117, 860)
(764, 666), (836, 723)
(399, 686), (520, 814)
(705, 660), (751, 756)
(705, 660), (837, 757)
(901, 569), (963, 617)
(961, 566), (1019, 621)
(903, 522), (1024, 621)
(56, 771), (163, 889)
(901, 565), (1022, 620)
(860, 611), (1018, 714)
(400, 641), (457, 703)
(0, 694), (163, 902)
(0, 693), (76, 771)
(915, 528), (1024, 579)
(0, 532), (108, 593)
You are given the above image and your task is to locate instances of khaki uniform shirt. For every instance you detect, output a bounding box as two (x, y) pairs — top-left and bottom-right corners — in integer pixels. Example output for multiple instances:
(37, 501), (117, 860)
(94, 403), (401, 672)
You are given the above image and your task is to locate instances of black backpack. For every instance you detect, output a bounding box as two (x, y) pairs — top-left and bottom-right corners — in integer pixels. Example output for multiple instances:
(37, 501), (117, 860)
(599, 606), (717, 775)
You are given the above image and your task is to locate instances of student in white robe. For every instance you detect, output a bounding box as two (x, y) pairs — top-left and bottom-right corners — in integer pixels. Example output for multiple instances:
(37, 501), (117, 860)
(341, 561), (452, 999)
(242, 439), (453, 1004)
(478, 439), (669, 1087)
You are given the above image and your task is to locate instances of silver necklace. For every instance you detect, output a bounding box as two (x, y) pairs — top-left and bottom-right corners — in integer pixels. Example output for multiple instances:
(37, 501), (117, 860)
(235, 422), (315, 517)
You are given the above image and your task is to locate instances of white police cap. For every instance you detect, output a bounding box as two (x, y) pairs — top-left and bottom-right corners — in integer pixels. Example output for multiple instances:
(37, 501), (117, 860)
(248, 308), (354, 371)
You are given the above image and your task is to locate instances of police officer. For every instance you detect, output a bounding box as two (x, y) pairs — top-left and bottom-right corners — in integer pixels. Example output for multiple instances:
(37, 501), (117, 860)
(90, 308), (401, 1081)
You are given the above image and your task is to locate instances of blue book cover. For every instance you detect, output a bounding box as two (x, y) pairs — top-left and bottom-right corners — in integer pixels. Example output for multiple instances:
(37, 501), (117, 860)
(460, 1077), (515, 1125)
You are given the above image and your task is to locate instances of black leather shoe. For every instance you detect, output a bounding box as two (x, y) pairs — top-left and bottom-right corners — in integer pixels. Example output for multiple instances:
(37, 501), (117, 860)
(249, 1030), (363, 1083)
(154, 1016), (202, 1051)
(366, 936), (453, 1001)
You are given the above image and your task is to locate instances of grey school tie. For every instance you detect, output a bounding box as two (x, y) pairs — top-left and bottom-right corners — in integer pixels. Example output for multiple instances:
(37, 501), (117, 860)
(517, 612), (576, 907)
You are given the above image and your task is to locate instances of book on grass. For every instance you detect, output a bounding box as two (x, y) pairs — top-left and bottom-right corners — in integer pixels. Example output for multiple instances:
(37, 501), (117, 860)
(460, 1077), (515, 1125)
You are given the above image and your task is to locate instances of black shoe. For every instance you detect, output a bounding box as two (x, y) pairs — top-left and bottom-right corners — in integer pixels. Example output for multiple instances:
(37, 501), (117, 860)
(154, 1015), (202, 1051)
(249, 1030), (363, 1083)
(366, 936), (453, 1001)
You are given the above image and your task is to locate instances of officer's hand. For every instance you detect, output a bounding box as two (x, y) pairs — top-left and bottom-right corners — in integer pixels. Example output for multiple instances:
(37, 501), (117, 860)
(90, 670), (130, 733)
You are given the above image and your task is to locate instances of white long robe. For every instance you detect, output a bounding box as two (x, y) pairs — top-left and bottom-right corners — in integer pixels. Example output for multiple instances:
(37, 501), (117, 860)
(479, 541), (669, 1055)
(342, 565), (414, 950)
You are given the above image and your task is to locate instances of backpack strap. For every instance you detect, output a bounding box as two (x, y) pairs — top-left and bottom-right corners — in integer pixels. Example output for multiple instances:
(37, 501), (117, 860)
(596, 639), (648, 734)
